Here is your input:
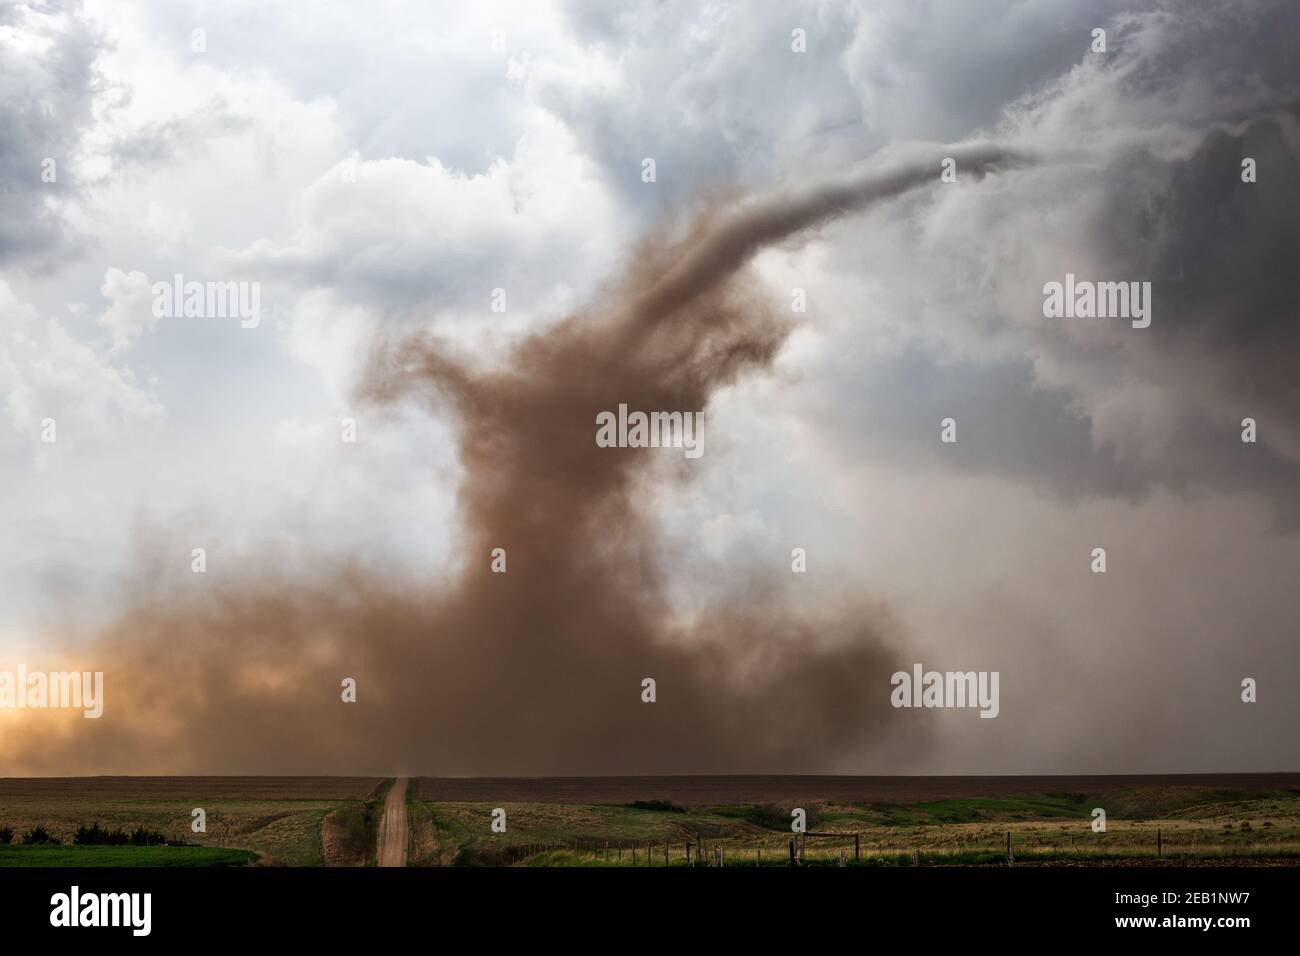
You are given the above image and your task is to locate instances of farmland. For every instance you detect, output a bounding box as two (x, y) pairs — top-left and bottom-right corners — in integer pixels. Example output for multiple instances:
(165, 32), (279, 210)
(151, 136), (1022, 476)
(408, 775), (1300, 867)
(0, 776), (383, 866)
(2, 775), (1299, 866)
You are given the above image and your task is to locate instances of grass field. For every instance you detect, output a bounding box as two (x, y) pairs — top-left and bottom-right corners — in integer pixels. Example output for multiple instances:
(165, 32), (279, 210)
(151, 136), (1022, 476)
(4, 775), (1299, 866)
(410, 778), (1300, 867)
(0, 777), (383, 866)
(0, 845), (255, 867)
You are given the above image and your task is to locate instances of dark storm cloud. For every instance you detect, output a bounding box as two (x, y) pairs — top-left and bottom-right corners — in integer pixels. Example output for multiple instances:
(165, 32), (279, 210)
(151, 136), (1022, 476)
(1028, 4), (1300, 522)
(1137, 121), (1300, 387)
(825, 344), (1300, 527)
(1079, 116), (1300, 526)
(803, 0), (1300, 525)
(4, 0), (1296, 780)
(0, 0), (103, 267)
(828, 348), (1137, 501)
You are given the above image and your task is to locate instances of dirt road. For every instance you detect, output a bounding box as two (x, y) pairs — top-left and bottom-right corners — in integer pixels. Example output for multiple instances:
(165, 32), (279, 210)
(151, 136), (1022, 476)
(377, 777), (408, 867)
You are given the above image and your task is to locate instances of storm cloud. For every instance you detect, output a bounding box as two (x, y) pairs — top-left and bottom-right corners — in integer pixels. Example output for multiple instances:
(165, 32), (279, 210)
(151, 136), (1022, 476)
(1, 0), (1297, 775)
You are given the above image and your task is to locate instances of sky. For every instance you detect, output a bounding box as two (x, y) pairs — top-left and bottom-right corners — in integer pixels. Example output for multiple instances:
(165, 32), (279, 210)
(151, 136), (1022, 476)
(0, 0), (1297, 776)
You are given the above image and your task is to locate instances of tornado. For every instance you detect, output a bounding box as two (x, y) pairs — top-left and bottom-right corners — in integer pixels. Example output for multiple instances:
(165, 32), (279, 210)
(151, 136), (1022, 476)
(1, 142), (1031, 776)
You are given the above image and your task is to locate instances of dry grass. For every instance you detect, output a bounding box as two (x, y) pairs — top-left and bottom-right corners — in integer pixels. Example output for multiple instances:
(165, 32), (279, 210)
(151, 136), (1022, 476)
(0, 776), (383, 866)
(5, 777), (1299, 867)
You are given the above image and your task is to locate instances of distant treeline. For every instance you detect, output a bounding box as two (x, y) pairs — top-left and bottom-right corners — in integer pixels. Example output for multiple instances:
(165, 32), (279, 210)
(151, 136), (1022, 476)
(0, 823), (187, 847)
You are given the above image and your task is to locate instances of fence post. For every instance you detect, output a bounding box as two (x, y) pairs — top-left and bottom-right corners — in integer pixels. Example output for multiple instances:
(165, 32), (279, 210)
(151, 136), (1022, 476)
(854, 833), (860, 862)
(789, 840), (796, 867)
(1158, 828), (1162, 858)
(1006, 831), (1013, 866)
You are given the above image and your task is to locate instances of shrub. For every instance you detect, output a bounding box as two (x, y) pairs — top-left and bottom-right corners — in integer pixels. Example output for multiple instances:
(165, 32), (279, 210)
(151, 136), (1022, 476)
(129, 825), (169, 846)
(326, 803), (377, 863)
(74, 823), (131, 846)
(749, 803), (821, 831)
(0, 826), (13, 845)
(22, 825), (54, 845)
(628, 800), (686, 814)
(453, 842), (524, 867)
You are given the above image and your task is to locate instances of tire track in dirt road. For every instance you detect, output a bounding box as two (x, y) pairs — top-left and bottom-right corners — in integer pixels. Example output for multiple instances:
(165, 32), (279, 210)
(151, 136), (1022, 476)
(377, 777), (408, 867)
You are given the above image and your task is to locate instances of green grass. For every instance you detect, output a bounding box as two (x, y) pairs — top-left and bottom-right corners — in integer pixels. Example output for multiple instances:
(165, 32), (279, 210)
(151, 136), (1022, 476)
(5, 780), (1298, 867)
(866, 793), (1094, 825)
(0, 799), (338, 865)
(0, 844), (255, 867)
(519, 844), (1300, 867)
(414, 787), (1300, 867)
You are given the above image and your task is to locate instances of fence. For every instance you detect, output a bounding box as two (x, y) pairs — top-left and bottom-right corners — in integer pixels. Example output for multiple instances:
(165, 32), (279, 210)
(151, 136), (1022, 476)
(516, 833), (863, 866)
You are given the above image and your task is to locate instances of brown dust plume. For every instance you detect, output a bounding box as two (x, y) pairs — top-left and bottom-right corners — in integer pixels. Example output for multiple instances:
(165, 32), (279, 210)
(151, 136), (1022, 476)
(0, 143), (1026, 775)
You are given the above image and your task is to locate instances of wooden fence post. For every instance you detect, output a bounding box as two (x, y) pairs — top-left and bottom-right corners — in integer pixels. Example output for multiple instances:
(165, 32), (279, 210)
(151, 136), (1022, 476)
(854, 833), (860, 862)
(1006, 830), (1013, 866)
(1157, 828), (1162, 858)
(789, 840), (796, 867)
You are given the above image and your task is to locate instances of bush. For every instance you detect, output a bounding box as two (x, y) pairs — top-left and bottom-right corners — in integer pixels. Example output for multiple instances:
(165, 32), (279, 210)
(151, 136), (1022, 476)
(628, 800), (686, 814)
(130, 825), (170, 846)
(749, 803), (821, 831)
(325, 803), (377, 864)
(74, 823), (131, 846)
(72, 822), (176, 846)
(0, 826), (13, 845)
(453, 842), (525, 867)
(22, 825), (55, 845)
